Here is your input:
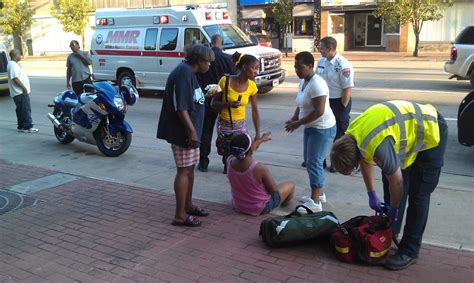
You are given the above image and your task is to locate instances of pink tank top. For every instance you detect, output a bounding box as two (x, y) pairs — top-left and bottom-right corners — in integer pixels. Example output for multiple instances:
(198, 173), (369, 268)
(227, 156), (271, 216)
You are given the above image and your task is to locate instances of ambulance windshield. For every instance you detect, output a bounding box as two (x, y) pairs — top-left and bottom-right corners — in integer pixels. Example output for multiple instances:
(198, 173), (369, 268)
(203, 24), (255, 49)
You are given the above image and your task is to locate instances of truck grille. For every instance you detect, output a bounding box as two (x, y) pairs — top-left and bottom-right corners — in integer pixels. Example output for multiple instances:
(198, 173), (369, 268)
(260, 55), (282, 74)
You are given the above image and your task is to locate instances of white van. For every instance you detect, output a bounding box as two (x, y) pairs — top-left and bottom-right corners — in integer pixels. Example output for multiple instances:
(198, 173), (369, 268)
(90, 5), (285, 93)
(0, 44), (9, 96)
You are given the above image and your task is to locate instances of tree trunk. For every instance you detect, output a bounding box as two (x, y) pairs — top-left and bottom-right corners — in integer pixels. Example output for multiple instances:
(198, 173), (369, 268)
(82, 33), (85, 50)
(13, 35), (22, 55)
(313, 0), (321, 52)
(284, 24), (288, 57)
(413, 32), (420, 57)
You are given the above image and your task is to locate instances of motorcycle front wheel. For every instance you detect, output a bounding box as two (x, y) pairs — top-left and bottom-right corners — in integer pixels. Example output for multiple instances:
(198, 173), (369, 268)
(53, 110), (75, 144)
(95, 125), (132, 157)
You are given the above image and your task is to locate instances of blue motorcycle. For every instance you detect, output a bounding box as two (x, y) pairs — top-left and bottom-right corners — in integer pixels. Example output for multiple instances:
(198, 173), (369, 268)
(47, 82), (138, 157)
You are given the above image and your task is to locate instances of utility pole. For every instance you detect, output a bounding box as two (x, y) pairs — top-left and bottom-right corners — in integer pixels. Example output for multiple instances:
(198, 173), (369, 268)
(313, 0), (321, 52)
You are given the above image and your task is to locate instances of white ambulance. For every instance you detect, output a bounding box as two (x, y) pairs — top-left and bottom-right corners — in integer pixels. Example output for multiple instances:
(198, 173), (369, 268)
(90, 5), (285, 93)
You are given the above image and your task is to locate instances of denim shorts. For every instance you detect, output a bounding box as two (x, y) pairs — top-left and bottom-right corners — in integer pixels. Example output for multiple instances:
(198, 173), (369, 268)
(261, 191), (281, 214)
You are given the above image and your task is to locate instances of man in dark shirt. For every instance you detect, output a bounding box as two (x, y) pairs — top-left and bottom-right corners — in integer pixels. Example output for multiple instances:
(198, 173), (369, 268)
(196, 34), (235, 172)
(157, 44), (215, 227)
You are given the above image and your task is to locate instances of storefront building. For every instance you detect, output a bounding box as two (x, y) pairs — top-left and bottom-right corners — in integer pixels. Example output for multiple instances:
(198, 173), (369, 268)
(238, 0), (474, 53)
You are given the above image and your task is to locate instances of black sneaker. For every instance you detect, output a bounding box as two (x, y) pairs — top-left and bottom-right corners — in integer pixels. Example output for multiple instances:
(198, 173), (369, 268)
(301, 162), (306, 168)
(329, 165), (337, 173)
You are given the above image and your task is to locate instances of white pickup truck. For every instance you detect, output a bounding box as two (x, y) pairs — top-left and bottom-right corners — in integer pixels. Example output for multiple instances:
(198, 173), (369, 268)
(444, 24), (474, 88)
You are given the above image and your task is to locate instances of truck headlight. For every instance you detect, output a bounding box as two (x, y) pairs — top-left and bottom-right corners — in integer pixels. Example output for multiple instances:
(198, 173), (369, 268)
(114, 96), (125, 111)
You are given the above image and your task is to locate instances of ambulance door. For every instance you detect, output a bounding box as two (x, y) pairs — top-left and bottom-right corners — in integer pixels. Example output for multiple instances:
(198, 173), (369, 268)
(143, 27), (160, 87)
(157, 27), (181, 88)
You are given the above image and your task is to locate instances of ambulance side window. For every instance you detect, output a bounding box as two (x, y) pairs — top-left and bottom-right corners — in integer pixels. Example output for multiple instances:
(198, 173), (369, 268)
(184, 28), (209, 46)
(160, 28), (178, 51)
(145, 28), (158, 50)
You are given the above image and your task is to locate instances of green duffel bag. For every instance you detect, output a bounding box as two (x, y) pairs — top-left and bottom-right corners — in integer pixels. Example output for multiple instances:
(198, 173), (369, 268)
(259, 205), (339, 248)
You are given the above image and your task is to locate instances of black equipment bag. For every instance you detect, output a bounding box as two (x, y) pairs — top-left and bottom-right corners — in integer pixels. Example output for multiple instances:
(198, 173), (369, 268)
(458, 91), (474, 146)
(259, 205), (339, 248)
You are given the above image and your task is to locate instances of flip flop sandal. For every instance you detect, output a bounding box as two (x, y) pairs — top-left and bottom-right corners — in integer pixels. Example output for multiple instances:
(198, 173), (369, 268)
(186, 206), (209, 217)
(171, 215), (201, 227)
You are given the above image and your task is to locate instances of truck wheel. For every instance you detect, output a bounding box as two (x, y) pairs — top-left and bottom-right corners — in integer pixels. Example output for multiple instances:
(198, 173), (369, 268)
(118, 70), (136, 88)
(258, 86), (273, 94)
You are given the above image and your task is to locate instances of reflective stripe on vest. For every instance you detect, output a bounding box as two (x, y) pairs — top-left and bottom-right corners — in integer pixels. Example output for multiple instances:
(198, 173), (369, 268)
(354, 101), (439, 168)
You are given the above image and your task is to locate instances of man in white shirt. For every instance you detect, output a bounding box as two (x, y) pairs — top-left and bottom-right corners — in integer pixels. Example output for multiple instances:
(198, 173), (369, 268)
(316, 37), (354, 172)
(7, 49), (38, 133)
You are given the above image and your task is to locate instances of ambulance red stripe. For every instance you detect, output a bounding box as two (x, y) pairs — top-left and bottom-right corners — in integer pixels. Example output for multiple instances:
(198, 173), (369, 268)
(91, 50), (185, 57)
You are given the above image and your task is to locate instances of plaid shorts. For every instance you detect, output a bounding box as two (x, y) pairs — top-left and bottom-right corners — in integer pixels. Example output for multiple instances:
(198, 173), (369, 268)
(171, 144), (200, 168)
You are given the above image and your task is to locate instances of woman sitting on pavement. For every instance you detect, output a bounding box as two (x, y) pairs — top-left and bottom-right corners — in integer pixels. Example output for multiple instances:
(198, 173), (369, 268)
(227, 132), (295, 216)
(211, 52), (261, 174)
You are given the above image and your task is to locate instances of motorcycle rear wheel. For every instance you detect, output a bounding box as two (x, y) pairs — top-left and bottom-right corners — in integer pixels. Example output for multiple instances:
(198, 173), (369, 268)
(53, 110), (75, 144)
(95, 126), (132, 157)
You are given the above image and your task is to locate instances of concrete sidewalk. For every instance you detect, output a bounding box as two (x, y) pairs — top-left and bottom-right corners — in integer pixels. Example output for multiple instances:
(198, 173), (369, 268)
(0, 159), (472, 282)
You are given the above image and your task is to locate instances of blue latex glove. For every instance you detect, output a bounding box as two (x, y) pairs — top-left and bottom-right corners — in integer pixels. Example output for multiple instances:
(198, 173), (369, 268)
(367, 191), (383, 213)
(387, 206), (399, 222)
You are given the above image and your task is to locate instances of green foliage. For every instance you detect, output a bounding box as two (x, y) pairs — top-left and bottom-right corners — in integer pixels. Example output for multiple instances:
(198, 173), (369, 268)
(51, 0), (95, 45)
(272, 0), (294, 32)
(0, 0), (34, 36)
(272, 0), (294, 55)
(373, 0), (453, 56)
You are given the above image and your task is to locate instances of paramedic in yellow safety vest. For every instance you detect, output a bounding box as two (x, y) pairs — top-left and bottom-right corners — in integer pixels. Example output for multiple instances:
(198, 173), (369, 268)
(330, 100), (448, 271)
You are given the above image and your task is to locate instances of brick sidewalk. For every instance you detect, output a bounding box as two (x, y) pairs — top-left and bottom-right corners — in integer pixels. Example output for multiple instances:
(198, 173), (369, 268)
(0, 160), (472, 282)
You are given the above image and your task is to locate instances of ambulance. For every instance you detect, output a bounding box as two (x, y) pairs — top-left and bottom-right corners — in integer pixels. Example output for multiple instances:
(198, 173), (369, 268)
(90, 5), (285, 93)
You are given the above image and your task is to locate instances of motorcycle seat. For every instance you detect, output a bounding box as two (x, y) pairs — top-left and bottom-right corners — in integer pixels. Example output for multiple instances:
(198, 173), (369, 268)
(64, 97), (78, 107)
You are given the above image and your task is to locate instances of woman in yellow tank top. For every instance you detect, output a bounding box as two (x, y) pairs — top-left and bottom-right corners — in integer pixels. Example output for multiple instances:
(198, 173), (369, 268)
(211, 52), (261, 173)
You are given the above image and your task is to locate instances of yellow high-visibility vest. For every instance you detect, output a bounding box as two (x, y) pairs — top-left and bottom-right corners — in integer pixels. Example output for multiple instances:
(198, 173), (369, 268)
(346, 101), (440, 169)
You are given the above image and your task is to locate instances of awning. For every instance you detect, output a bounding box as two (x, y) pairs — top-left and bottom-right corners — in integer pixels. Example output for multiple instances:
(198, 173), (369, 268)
(241, 8), (266, 19)
(293, 4), (314, 17)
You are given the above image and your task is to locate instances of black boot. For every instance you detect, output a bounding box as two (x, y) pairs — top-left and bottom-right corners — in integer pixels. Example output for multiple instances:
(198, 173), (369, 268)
(384, 253), (417, 271)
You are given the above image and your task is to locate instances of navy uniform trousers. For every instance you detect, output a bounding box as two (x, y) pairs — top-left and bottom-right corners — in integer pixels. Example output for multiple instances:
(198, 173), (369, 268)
(382, 113), (448, 258)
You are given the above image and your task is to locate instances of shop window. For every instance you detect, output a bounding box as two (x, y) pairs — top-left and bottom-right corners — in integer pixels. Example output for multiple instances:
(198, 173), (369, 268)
(385, 22), (400, 34)
(330, 15), (344, 34)
(294, 17), (314, 36)
(242, 19), (263, 34)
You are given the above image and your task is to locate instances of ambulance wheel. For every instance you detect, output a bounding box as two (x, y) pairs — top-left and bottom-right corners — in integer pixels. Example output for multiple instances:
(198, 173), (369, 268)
(118, 70), (136, 88)
(258, 86), (273, 94)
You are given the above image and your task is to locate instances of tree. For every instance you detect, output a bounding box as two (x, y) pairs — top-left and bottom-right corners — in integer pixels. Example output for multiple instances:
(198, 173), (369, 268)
(272, 0), (293, 56)
(0, 0), (35, 54)
(313, 0), (321, 52)
(373, 0), (453, 57)
(51, 0), (95, 48)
